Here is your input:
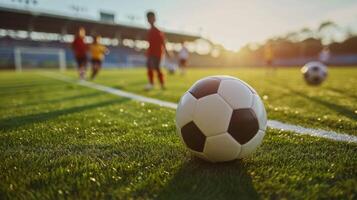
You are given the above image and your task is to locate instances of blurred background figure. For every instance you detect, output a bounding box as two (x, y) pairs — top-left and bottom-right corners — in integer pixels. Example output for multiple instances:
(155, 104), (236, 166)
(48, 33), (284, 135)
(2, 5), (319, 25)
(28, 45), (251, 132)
(264, 42), (276, 73)
(90, 35), (109, 80)
(178, 41), (189, 75)
(319, 46), (331, 65)
(71, 27), (88, 79)
(145, 11), (170, 91)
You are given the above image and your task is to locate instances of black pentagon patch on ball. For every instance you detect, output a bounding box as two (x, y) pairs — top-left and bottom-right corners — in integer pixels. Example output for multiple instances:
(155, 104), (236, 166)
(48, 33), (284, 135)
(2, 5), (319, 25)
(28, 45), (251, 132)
(228, 109), (259, 145)
(189, 78), (221, 99)
(181, 121), (206, 152)
(311, 66), (319, 72)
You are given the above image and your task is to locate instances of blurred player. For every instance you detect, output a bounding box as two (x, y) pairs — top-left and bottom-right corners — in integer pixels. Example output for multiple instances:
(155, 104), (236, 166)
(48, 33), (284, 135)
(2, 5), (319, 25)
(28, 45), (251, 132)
(264, 42), (276, 73)
(145, 11), (171, 90)
(178, 42), (189, 75)
(90, 35), (109, 80)
(72, 27), (88, 79)
(319, 46), (330, 65)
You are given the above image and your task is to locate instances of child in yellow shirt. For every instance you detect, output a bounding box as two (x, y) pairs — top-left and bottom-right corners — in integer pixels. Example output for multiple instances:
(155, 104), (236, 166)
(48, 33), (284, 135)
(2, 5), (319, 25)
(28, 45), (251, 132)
(264, 43), (274, 66)
(264, 42), (277, 74)
(90, 35), (109, 79)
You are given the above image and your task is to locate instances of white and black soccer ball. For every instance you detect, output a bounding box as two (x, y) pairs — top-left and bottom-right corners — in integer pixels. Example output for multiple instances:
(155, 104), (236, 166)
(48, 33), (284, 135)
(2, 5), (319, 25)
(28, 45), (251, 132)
(176, 76), (267, 162)
(166, 61), (178, 74)
(301, 61), (328, 86)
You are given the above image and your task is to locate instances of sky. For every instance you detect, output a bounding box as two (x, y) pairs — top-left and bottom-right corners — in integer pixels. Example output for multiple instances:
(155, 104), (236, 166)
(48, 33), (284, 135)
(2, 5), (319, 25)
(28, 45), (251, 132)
(1, 0), (357, 50)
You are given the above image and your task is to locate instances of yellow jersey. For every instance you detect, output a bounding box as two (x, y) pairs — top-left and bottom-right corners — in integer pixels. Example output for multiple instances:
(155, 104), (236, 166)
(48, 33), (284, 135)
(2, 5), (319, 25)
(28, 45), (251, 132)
(264, 44), (273, 60)
(90, 44), (107, 60)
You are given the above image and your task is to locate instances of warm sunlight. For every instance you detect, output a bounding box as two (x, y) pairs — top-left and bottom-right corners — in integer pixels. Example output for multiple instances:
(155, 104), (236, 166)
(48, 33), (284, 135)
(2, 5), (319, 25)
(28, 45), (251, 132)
(1, 1), (357, 199)
(0, 0), (356, 50)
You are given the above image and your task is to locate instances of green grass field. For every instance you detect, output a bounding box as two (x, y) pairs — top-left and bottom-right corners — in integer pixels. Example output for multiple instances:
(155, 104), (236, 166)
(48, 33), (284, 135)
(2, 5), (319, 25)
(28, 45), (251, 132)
(0, 67), (356, 199)
(79, 67), (357, 135)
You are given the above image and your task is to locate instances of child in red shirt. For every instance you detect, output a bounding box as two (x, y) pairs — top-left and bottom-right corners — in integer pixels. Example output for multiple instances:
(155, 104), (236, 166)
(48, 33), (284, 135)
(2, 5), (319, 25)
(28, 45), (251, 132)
(72, 27), (88, 79)
(145, 11), (171, 90)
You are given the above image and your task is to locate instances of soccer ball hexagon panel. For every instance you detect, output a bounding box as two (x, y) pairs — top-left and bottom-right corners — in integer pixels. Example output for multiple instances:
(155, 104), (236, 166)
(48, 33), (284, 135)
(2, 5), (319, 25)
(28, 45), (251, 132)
(218, 79), (253, 109)
(204, 133), (241, 162)
(193, 94), (232, 137)
(176, 75), (268, 162)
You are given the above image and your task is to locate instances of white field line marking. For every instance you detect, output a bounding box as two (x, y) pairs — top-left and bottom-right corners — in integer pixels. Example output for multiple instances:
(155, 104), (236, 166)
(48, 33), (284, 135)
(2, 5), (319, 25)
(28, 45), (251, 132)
(41, 72), (357, 144)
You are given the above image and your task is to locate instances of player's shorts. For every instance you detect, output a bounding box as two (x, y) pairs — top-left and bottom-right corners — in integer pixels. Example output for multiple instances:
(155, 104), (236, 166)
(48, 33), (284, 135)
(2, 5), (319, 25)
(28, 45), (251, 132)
(76, 56), (87, 67)
(266, 59), (273, 66)
(179, 59), (187, 66)
(91, 58), (102, 66)
(147, 56), (161, 69)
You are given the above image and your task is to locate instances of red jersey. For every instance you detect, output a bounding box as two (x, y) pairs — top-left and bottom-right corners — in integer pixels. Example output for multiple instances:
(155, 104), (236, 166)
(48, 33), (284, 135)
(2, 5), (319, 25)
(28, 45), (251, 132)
(72, 36), (87, 58)
(147, 27), (165, 58)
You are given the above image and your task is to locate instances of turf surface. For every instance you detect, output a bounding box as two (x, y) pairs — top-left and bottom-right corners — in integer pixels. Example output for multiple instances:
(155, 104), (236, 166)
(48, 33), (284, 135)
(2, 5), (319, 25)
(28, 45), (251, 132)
(85, 67), (357, 135)
(0, 69), (356, 199)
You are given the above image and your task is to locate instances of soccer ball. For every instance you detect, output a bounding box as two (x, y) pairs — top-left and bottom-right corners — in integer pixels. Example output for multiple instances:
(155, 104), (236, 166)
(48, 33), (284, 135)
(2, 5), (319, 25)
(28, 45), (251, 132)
(176, 76), (267, 162)
(166, 61), (178, 74)
(301, 61), (328, 85)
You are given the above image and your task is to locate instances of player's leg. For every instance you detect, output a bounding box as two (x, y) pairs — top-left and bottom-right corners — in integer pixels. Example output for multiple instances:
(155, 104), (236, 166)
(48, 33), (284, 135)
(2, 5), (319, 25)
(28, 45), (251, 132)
(265, 59), (272, 75)
(269, 59), (277, 73)
(76, 57), (81, 78)
(154, 57), (165, 90)
(272, 59), (277, 72)
(180, 59), (187, 75)
(77, 57), (86, 80)
(90, 59), (95, 79)
(81, 57), (87, 80)
(90, 59), (101, 80)
(95, 60), (102, 78)
(145, 57), (154, 90)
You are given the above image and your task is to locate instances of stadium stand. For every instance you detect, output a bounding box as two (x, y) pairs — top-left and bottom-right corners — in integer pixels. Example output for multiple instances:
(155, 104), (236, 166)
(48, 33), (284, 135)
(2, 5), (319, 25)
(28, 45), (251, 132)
(0, 37), (148, 69)
(0, 7), (204, 69)
(1, 6), (356, 69)
(0, 7), (199, 42)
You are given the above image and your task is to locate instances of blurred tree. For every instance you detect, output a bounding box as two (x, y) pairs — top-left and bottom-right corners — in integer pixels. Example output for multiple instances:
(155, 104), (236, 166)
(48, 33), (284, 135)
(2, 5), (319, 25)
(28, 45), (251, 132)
(318, 21), (338, 45)
(329, 36), (357, 54)
(299, 38), (323, 57)
(299, 27), (314, 41)
(232, 20), (357, 65)
(284, 31), (300, 42)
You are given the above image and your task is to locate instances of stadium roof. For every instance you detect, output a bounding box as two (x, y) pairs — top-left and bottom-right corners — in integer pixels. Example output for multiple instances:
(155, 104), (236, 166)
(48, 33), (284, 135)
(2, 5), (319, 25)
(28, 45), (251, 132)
(0, 7), (200, 42)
